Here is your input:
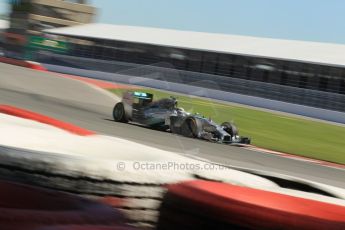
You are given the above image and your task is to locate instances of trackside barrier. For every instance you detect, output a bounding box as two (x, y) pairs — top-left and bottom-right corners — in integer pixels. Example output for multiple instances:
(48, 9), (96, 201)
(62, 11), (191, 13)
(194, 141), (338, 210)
(157, 180), (345, 230)
(0, 180), (126, 230)
(36, 53), (345, 112)
(43, 64), (345, 124)
(0, 144), (187, 229)
(0, 139), (345, 229)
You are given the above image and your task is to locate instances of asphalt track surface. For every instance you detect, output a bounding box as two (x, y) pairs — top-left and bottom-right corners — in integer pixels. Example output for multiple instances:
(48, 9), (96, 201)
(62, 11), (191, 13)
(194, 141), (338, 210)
(1, 63), (345, 189)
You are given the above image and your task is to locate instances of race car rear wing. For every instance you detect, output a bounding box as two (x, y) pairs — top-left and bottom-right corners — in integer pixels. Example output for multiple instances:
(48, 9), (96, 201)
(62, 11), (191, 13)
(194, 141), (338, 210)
(122, 91), (154, 106)
(133, 92), (153, 100)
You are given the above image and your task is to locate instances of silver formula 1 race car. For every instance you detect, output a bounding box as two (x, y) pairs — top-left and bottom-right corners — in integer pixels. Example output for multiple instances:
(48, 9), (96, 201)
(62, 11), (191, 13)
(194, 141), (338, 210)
(113, 91), (251, 145)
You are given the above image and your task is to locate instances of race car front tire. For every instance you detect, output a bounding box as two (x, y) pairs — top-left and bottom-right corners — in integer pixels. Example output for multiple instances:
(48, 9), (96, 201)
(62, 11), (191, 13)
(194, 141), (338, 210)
(113, 103), (128, 123)
(221, 122), (238, 137)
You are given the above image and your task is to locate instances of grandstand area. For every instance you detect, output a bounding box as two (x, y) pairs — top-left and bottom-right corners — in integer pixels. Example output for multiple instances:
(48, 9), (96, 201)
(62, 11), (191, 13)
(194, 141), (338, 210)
(42, 23), (345, 112)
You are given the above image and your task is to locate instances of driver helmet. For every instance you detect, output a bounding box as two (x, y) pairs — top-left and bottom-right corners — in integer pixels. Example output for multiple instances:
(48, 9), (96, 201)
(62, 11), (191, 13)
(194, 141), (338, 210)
(176, 107), (185, 114)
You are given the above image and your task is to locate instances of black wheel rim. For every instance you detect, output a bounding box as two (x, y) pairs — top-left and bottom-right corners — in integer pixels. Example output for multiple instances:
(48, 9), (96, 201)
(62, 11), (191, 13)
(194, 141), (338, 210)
(115, 104), (123, 120)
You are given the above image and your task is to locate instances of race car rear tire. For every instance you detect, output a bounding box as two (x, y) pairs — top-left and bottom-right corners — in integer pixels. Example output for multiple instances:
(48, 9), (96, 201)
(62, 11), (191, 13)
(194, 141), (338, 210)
(113, 103), (128, 123)
(221, 122), (238, 137)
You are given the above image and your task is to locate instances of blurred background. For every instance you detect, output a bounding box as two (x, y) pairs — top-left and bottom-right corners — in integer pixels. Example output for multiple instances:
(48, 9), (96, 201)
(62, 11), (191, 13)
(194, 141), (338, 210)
(0, 0), (95, 58)
(1, 0), (345, 114)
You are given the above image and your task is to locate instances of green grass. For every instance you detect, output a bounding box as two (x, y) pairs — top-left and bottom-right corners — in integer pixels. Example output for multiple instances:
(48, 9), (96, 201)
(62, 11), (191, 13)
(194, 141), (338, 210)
(109, 88), (345, 164)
